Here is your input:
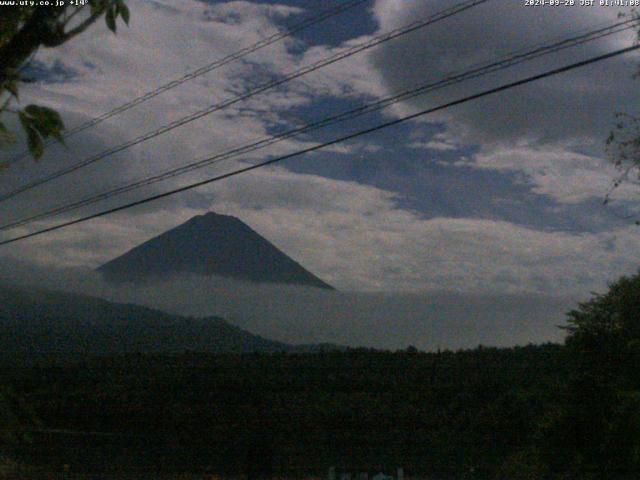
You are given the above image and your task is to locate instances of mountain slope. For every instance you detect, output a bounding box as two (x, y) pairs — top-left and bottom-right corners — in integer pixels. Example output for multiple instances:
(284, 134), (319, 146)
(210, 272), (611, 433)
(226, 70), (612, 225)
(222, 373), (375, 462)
(97, 212), (334, 289)
(0, 285), (336, 361)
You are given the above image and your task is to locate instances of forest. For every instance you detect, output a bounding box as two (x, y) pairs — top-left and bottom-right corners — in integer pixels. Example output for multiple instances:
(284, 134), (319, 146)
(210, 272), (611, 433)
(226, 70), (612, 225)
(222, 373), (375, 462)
(0, 272), (639, 479)
(3, 344), (567, 478)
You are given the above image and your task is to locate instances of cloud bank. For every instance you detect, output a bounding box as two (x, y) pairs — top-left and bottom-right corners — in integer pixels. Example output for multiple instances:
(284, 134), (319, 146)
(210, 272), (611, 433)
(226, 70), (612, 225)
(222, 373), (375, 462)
(0, 258), (575, 351)
(0, 0), (638, 313)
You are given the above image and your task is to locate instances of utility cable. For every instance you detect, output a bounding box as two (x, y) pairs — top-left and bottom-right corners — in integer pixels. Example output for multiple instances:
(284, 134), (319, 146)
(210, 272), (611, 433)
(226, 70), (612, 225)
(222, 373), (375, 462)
(1, 42), (637, 247)
(0, 18), (635, 232)
(5, 0), (371, 165)
(0, 0), (489, 203)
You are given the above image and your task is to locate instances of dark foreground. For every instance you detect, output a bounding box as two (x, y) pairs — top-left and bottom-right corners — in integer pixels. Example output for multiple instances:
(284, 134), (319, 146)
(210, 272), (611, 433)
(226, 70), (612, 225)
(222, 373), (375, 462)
(4, 345), (569, 479)
(4, 272), (640, 479)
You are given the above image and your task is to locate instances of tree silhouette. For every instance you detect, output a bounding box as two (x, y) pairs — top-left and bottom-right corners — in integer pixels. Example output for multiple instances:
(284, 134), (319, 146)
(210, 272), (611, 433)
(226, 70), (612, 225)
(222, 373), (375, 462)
(0, 0), (129, 161)
(542, 272), (640, 478)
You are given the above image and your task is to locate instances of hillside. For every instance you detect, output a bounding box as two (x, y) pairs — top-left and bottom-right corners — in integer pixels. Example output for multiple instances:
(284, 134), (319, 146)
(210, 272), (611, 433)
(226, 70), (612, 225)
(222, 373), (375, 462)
(0, 284), (335, 361)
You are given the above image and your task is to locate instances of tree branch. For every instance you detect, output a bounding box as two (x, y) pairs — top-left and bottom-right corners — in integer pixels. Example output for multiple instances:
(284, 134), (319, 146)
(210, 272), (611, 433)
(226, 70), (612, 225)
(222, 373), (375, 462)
(0, 8), (59, 77)
(57, 8), (105, 45)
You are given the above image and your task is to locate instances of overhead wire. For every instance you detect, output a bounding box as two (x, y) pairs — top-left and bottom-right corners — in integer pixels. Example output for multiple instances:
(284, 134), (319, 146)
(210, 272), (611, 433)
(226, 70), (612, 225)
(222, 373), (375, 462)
(1, 42), (638, 246)
(0, 17), (636, 232)
(5, 0), (371, 165)
(0, 0), (489, 203)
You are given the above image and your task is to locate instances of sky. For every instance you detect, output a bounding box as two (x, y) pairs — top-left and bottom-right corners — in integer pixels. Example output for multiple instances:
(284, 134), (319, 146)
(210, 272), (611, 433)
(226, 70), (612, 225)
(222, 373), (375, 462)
(1, 0), (640, 348)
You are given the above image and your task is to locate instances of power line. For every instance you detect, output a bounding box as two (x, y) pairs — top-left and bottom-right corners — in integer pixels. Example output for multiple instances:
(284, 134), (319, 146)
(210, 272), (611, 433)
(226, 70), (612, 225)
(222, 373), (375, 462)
(1, 43), (637, 247)
(0, 0), (489, 203)
(6, 0), (371, 166)
(0, 18), (636, 232)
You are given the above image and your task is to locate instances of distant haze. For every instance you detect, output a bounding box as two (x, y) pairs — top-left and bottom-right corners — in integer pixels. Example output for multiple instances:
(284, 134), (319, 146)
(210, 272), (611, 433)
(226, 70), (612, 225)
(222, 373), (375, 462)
(0, 258), (576, 351)
(111, 279), (574, 350)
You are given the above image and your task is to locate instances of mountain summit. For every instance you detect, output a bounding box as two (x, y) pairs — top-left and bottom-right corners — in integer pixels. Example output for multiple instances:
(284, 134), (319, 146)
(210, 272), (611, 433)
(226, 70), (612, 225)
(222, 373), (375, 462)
(97, 212), (334, 289)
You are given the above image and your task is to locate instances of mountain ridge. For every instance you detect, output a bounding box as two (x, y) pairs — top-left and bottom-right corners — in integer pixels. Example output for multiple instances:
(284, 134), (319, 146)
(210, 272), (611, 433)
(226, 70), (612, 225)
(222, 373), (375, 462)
(97, 212), (334, 289)
(0, 284), (341, 363)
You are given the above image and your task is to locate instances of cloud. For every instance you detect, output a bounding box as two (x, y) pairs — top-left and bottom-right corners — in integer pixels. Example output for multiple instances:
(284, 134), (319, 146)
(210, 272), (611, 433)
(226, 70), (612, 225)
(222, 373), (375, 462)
(0, 0), (382, 229)
(1, 0), (638, 303)
(116, 279), (575, 351)
(409, 141), (458, 152)
(0, 1), (306, 191)
(195, 167), (640, 296)
(0, 258), (574, 351)
(470, 144), (639, 203)
(4, 163), (639, 298)
(365, 1), (640, 204)
(369, 0), (638, 147)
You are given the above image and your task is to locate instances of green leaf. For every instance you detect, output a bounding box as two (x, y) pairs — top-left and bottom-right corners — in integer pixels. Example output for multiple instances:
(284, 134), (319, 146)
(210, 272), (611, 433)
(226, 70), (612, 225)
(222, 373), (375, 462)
(50, 127), (65, 144)
(18, 111), (30, 131)
(17, 106), (65, 158)
(23, 105), (65, 144)
(106, 5), (116, 33)
(119, 1), (130, 25)
(24, 105), (42, 116)
(25, 126), (44, 160)
(25, 105), (63, 126)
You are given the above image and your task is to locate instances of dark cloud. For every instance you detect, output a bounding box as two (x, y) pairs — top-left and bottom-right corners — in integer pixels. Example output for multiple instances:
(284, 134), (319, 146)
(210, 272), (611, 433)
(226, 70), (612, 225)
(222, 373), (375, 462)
(370, 1), (638, 147)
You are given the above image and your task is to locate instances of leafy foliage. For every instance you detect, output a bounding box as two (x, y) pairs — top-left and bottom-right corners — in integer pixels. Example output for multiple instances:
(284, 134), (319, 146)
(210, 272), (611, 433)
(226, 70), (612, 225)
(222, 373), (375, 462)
(604, 12), (640, 212)
(17, 105), (64, 160)
(541, 272), (640, 479)
(0, 385), (40, 471)
(605, 113), (640, 214)
(0, 1), (129, 161)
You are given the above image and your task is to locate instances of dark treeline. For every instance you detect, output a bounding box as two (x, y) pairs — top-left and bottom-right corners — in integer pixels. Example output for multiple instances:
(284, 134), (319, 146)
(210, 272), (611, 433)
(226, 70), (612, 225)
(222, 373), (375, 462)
(2, 272), (640, 479)
(4, 344), (567, 478)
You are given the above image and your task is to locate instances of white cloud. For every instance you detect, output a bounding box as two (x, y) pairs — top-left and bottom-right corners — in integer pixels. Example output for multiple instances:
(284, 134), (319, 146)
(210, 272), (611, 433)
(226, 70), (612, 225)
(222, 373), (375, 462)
(470, 143), (639, 203)
(364, 0), (640, 204)
(1, 0), (639, 304)
(0, 0), (377, 226)
(204, 167), (640, 296)
(4, 163), (639, 298)
(409, 141), (458, 151)
(0, 0), (389, 226)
